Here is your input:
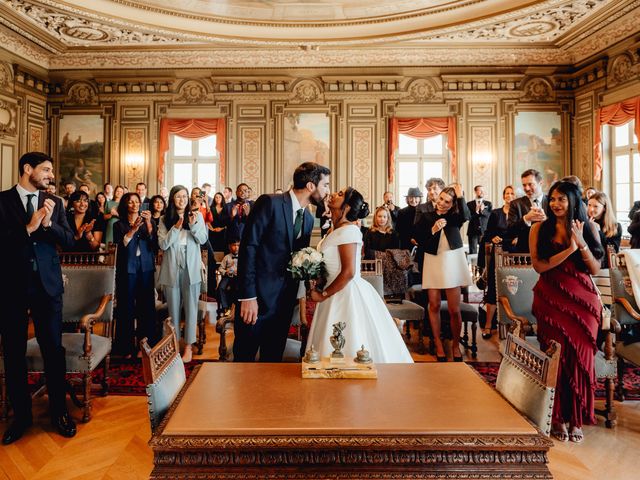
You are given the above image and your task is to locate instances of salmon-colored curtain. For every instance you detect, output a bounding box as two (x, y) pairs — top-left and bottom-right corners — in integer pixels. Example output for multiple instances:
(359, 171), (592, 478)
(388, 117), (457, 183)
(158, 118), (226, 185)
(594, 96), (640, 181)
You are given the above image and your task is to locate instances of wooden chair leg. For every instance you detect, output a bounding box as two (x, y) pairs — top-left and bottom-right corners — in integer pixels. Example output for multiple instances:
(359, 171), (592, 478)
(470, 320), (478, 358)
(82, 373), (92, 423)
(417, 321), (425, 354)
(605, 377), (617, 428)
(218, 327), (228, 362)
(101, 355), (110, 395)
(616, 357), (626, 402)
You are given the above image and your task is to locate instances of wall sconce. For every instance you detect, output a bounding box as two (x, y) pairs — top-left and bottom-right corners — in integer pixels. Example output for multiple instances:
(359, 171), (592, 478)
(472, 152), (492, 174)
(125, 154), (144, 182)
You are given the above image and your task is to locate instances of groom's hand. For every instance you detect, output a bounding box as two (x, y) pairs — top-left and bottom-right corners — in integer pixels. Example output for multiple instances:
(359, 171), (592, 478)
(240, 299), (258, 325)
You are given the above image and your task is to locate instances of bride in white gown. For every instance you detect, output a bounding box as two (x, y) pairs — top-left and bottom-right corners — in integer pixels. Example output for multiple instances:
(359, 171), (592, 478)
(306, 187), (413, 363)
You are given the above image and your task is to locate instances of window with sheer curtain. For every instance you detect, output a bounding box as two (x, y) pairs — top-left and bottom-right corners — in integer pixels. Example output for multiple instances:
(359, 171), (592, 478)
(610, 120), (639, 229)
(396, 133), (448, 207)
(167, 134), (219, 192)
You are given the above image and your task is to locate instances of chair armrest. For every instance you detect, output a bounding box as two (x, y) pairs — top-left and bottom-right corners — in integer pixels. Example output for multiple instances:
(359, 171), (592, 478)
(610, 317), (621, 334)
(616, 298), (640, 321)
(498, 296), (530, 338)
(215, 313), (234, 334)
(79, 293), (113, 356)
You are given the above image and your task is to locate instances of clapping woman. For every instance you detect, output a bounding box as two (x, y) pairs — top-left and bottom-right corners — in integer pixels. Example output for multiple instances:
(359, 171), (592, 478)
(157, 185), (208, 363)
(113, 192), (157, 358)
(64, 190), (104, 252)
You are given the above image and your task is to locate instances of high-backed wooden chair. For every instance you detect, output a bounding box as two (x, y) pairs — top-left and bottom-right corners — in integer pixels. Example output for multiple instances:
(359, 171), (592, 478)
(140, 319), (186, 433)
(495, 246), (538, 339)
(496, 321), (560, 437)
(0, 247), (117, 422)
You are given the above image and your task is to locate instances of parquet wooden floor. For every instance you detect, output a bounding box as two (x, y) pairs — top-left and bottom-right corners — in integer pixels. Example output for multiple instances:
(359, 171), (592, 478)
(1, 322), (637, 479)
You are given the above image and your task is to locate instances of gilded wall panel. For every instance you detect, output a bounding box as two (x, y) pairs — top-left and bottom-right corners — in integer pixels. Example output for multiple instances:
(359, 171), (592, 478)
(122, 126), (147, 187)
(469, 125), (494, 200)
(240, 126), (263, 195)
(350, 126), (374, 204)
(576, 120), (593, 188)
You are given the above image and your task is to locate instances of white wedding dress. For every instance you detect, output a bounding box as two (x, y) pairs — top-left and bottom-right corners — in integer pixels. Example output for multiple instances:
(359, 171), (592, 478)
(306, 225), (414, 363)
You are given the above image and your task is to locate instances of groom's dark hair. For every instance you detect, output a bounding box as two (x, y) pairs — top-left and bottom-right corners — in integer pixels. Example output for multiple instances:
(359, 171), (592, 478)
(293, 162), (331, 189)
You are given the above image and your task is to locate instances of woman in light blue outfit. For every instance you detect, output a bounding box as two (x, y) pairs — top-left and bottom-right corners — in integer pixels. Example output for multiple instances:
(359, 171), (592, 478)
(157, 185), (208, 362)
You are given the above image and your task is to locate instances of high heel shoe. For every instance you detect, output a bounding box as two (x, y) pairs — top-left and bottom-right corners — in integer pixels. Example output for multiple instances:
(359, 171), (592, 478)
(482, 329), (492, 340)
(436, 355), (447, 362)
(453, 355), (464, 362)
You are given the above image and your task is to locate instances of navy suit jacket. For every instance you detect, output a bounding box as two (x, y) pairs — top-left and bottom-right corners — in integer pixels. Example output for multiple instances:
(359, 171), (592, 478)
(507, 195), (547, 253)
(113, 219), (156, 274)
(237, 192), (313, 318)
(0, 186), (74, 298)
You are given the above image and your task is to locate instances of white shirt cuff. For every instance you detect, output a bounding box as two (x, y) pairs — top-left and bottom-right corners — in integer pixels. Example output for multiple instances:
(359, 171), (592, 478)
(239, 297), (257, 302)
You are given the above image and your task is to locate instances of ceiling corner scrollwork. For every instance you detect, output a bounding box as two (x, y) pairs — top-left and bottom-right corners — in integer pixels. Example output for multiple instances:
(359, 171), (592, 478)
(0, 61), (14, 94)
(65, 81), (98, 105)
(608, 52), (640, 88)
(289, 79), (324, 104)
(402, 78), (441, 104)
(174, 79), (212, 104)
(0, 99), (18, 137)
(520, 77), (555, 103)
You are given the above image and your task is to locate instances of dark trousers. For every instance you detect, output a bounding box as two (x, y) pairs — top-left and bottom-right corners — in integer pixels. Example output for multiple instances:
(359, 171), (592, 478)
(233, 288), (296, 362)
(217, 275), (237, 310)
(1, 271), (66, 420)
(114, 258), (157, 356)
(468, 235), (481, 254)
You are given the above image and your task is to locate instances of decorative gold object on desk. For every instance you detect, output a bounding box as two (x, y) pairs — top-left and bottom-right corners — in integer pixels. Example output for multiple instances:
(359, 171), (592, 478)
(301, 357), (378, 379)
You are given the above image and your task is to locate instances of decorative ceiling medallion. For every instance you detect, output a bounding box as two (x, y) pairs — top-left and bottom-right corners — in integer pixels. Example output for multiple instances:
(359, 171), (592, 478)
(60, 25), (109, 42)
(520, 77), (555, 102)
(174, 80), (210, 104)
(403, 78), (440, 104)
(66, 81), (98, 105)
(290, 79), (324, 104)
(509, 21), (556, 37)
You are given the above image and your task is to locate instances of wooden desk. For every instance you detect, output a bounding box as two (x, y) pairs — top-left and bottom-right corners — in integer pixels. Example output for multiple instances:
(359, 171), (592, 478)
(150, 363), (552, 479)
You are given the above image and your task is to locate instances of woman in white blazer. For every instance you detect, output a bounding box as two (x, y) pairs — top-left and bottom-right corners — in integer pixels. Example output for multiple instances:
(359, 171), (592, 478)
(158, 185), (208, 362)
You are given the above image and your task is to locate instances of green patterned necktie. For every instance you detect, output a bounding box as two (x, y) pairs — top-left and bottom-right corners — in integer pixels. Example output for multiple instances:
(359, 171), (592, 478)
(293, 208), (304, 240)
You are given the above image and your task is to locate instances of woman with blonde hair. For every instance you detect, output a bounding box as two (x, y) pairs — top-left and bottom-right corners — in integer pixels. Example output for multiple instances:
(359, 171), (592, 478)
(587, 191), (621, 267)
(363, 206), (399, 260)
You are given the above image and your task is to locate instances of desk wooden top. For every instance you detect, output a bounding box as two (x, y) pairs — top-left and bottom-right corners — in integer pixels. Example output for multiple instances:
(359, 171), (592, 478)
(162, 363), (537, 437)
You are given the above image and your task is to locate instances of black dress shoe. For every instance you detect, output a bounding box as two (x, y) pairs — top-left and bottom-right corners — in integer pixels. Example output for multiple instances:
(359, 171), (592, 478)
(2, 418), (32, 445)
(436, 355), (447, 362)
(51, 412), (76, 438)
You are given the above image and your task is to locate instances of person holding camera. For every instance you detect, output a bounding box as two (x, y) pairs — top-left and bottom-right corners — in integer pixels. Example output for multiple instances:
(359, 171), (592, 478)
(158, 185), (208, 363)
(379, 191), (398, 227)
(191, 187), (213, 227)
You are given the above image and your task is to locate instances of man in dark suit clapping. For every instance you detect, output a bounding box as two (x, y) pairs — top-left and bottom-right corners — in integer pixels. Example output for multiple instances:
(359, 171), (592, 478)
(507, 168), (547, 253)
(466, 185), (492, 254)
(0, 152), (76, 444)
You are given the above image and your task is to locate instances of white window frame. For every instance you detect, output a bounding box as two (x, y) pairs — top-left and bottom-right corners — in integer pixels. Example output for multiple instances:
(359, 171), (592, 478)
(609, 120), (639, 230)
(167, 134), (219, 191)
(395, 133), (449, 207)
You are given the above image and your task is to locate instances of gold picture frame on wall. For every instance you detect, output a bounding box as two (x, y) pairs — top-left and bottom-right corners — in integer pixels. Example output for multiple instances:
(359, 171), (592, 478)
(513, 111), (563, 192)
(282, 112), (331, 189)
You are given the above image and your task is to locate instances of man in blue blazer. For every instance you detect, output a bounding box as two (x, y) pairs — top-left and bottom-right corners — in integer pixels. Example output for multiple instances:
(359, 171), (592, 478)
(0, 152), (75, 444)
(234, 162), (331, 362)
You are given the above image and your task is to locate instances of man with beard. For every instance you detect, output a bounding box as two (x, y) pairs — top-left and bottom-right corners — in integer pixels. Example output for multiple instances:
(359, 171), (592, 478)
(507, 168), (547, 253)
(226, 183), (254, 242)
(234, 162), (331, 362)
(412, 178), (446, 273)
(0, 152), (75, 444)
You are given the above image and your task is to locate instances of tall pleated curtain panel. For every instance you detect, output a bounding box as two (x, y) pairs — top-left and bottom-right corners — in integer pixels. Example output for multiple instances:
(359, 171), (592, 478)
(593, 96), (640, 181)
(158, 118), (227, 184)
(388, 117), (457, 183)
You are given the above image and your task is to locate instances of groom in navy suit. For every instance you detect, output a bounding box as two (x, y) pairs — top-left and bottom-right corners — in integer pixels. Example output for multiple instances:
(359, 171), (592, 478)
(0, 152), (76, 444)
(234, 162), (331, 362)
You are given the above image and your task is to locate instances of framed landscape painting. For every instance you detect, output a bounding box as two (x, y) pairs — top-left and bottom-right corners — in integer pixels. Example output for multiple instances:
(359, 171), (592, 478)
(58, 114), (105, 197)
(513, 111), (563, 190)
(283, 112), (330, 188)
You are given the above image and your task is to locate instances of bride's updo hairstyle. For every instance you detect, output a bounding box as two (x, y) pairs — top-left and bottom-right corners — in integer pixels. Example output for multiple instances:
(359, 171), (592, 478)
(342, 187), (370, 221)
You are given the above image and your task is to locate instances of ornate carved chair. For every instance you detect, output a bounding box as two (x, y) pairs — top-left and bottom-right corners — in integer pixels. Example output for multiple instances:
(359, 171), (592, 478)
(140, 319), (186, 433)
(0, 247), (117, 422)
(495, 320), (560, 437)
(494, 246), (538, 339)
(609, 250), (640, 403)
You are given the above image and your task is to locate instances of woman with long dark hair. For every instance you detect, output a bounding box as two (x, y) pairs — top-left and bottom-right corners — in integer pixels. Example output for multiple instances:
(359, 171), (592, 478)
(104, 185), (125, 245)
(209, 191), (228, 252)
(64, 190), (104, 252)
(306, 187), (413, 363)
(148, 194), (166, 228)
(415, 184), (472, 362)
(157, 185), (208, 363)
(530, 181), (603, 443)
(113, 192), (157, 358)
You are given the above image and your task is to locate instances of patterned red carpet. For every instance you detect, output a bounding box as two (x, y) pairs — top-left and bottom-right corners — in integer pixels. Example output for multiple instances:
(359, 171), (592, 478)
(25, 360), (640, 400)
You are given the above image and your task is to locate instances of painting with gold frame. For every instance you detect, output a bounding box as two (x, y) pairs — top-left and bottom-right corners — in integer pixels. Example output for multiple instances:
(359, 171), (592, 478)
(58, 114), (105, 197)
(513, 111), (563, 190)
(283, 112), (330, 188)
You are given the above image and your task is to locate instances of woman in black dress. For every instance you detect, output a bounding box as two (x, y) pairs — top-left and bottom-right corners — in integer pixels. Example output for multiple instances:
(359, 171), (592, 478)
(64, 190), (105, 252)
(209, 192), (229, 252)
(478, 185), (516, 339)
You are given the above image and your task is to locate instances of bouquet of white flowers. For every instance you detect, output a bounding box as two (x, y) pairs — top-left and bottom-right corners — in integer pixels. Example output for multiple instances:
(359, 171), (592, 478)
(288, 247), (327, 289)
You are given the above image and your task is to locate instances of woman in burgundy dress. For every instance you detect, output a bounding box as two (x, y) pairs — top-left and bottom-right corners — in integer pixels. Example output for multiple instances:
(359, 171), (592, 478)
(530, 181), (603, 443)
